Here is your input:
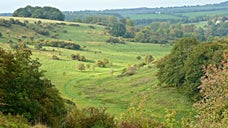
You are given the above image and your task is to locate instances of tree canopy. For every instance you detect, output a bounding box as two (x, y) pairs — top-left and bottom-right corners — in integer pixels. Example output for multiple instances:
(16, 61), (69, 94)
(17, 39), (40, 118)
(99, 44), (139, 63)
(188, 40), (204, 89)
(0, 48), (66, 127)
(13, 5), (65, 21)
(156, 38), (228, 101)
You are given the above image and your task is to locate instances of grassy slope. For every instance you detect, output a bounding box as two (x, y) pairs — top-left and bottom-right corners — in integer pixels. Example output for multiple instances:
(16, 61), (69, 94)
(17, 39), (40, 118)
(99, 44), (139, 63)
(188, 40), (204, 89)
(0, 17), (193, 124)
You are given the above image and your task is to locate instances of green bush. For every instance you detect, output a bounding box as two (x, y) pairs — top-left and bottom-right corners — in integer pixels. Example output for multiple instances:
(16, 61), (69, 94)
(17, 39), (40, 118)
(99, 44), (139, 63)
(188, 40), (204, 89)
(106, 37), (125, 44)
(65, 107), (116, 128)
(0, 112), (30, 128)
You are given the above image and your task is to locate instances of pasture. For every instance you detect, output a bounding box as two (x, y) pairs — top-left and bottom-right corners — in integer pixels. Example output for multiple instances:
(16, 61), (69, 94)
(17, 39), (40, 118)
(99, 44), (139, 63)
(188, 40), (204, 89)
(0, 17), (194, 125)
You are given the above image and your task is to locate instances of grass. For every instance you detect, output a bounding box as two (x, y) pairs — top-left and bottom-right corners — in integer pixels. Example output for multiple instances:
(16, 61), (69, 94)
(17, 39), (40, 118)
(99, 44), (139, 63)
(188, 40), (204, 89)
(179, 9), (228, 18)
(128, 13), (181, 20)
(0, 16), (194, 126)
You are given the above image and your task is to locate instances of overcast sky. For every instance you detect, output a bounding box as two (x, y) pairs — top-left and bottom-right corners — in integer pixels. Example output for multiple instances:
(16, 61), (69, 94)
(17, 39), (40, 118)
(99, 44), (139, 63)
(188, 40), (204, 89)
(0, 0), (227, 13)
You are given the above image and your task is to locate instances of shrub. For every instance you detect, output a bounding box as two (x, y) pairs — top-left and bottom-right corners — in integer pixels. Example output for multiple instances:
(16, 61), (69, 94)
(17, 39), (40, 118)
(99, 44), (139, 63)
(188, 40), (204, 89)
(120, 66), (137, 76)
(41, 40), (80, 50)
(118, 96), (164, 128)
(106, 37), (125, 44)
(0, 112), (30, 128)
(145, 54), (154, 64)
(185, 54), (228, 128)
(65, 107), (116, 128)
(71, 54), (86, 61)
(0, 32), (2, 37)
(96, 60), (106, 67)
(52, 55), (60, 60)
(88, 25), (95, 29)
(77, 63), (85, 71)
(136, 56), (141, 60)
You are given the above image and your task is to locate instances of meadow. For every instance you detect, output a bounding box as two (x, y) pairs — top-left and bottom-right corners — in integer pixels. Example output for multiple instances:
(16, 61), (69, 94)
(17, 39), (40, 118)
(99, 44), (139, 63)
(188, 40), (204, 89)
(0, 17), (194, 125)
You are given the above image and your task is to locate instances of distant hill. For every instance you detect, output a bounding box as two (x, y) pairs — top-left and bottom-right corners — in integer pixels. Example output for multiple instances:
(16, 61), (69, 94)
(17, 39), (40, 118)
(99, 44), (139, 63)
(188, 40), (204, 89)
(0, 13), (12, 16)
(64, 1), (228, 25)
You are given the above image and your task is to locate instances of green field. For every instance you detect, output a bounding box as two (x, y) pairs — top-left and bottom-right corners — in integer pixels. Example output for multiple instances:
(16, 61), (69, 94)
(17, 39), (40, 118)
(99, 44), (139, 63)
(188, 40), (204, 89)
(179, 9), (228, 18)
(0, 17), (194, 125)
(128, 13), (181, 20)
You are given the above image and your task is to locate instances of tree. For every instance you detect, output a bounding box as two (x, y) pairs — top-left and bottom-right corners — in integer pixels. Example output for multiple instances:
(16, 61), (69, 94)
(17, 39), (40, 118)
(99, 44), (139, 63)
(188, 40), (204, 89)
(0, 48), (66, 127)
(183, 42), (228, 100)
(110, 23), (126, 37)
(156, 38), (199, 87)
(13, 6), (65, 21)
(186, 54), (228, 128)
(157, 38), (228, 101)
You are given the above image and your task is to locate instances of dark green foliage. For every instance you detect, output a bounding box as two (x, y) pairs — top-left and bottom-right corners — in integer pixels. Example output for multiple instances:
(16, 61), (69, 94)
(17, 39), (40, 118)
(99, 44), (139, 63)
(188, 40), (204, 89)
(0, 19), (12, 27)
(106, 37), (125, 44)
(110, 23), (126, 37)
(157, 38), (228, 100)
(71, 54), (86, 61)
(0, 32), (2, 37)
(65, 107), (116, 128)
(0, 48), (66, 127)
(13, 5), (65, 21)
(182, 42), (228, 100)
(96, 58), (110, 67)
(157, 38), (199, 87)
(41, 40), (80, 50)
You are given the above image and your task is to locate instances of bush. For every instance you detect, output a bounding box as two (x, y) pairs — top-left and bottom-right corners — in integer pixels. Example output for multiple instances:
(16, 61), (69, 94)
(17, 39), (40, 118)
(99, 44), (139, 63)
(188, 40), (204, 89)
(0, 112), (30, 128)
(185, 54), (228, 128)
(71, 54), (86, 61)
(106, 37), (125, 44)
(96, 58), (109, 67)
(145, 55), (154, 64)
(65, 107), (116, 128)
(88, 25), (95, 29)
(0, 32), (2, 37)
(41, 40), (80, 50)
(77, 63), (85, 71)
(120, 66), (137, 76)
(52, 55), (60, 60)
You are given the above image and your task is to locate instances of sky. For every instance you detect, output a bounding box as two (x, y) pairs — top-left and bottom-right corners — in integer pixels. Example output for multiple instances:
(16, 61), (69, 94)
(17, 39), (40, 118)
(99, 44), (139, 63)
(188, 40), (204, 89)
(0, 0), (227, 13)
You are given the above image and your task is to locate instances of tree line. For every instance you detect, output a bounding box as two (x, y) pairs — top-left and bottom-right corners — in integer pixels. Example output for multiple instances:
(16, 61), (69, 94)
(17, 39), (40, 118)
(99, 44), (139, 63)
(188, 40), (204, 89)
(13, 5), (65, 21)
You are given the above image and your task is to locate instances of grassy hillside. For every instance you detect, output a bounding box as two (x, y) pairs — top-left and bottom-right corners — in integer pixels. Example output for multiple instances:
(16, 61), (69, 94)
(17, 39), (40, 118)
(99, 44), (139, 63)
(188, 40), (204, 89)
(0, 17), (194, 125)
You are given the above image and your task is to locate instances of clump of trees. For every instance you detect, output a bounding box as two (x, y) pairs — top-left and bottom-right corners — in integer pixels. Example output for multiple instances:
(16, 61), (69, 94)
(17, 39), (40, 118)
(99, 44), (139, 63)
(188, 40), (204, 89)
(71, 54), (86, 61)
(40, 40), (80, 50)
(96, 58), (110, 67)
(156, 38), (228, 101)
(106, 37), (125, 44)
(13, 5), (65, 21)
(0, 48), (66, 127)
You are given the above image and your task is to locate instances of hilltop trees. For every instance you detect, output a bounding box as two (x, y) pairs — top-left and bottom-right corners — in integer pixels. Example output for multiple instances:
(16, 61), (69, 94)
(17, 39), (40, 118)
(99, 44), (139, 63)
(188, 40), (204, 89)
(0, 48), (66, 127)
(13, 5), (65, 21)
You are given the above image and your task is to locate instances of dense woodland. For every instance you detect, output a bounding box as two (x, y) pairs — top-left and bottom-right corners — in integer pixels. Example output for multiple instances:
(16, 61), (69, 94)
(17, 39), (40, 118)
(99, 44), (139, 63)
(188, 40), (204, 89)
(13, 5), (65, 21)
(0, 2), (228, 128)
